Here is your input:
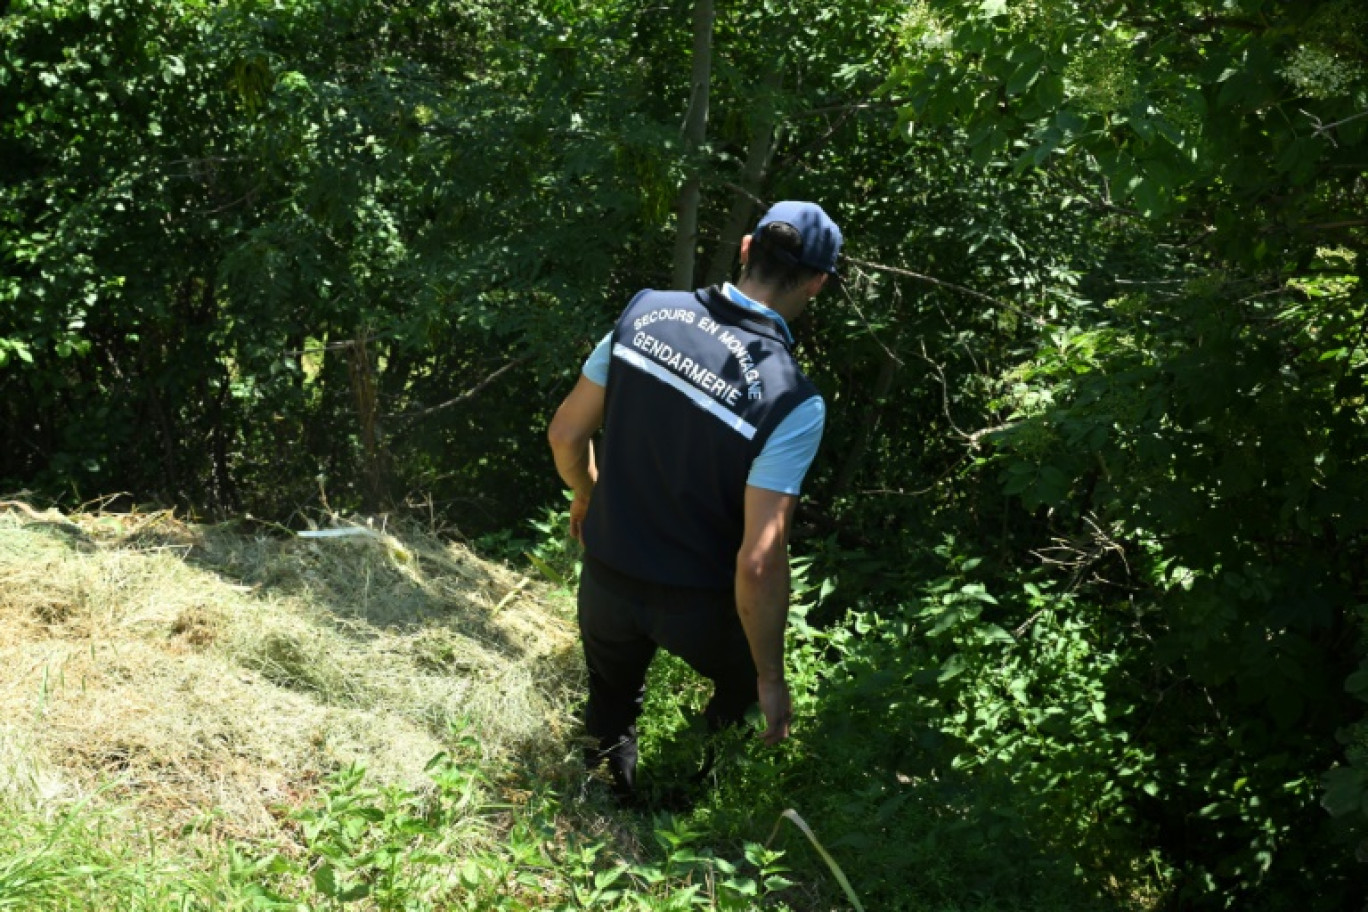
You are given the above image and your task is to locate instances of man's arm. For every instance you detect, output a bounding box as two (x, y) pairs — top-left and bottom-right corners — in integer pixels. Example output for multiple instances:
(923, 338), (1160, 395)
(547, 375), (605, 544)
(735, 485), (799, 745)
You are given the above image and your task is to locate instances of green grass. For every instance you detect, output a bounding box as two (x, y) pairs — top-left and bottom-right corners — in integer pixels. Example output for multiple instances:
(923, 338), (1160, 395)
(0, 747), (806, 910)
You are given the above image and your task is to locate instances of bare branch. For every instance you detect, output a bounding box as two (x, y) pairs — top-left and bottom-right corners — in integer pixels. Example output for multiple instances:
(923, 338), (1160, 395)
(843, 254), (1048, 329)
(850, 453), (971, 499)
(1030, 512), (1132, 593)
(965, 422), (1020, 445)
(1236, 285), (1291, 305)
(1304, 107), (1368, 145)
(839, 266), (905, 367)
(714, 180), (767, 208)
(1013, 609), (1047, 639)
(284, 342), (353, 356)
(389, 356), (529, 424)
(794, 100), (900, 119)
(198, 191), (259, 215)
(162, 155), (252, 167)
(283, 331), (400, 357)
(1309, 219), (1368, 231)
(913, 342), (974, 442)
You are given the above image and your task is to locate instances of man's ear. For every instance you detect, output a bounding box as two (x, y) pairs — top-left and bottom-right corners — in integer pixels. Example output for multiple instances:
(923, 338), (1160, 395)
(739, 234), (752, 265)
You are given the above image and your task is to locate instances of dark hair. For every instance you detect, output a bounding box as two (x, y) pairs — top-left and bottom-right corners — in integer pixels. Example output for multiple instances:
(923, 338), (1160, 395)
(743, 221), (825, 292)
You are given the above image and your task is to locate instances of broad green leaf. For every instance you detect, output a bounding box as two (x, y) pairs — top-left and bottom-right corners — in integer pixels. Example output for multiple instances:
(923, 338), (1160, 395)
(1346, 666), (1368, 702)
(313, 863), (338, 897)
(1321, 767), (1368, 818)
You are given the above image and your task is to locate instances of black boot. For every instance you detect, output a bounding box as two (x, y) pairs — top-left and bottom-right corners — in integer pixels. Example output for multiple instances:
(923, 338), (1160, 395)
(584, 735), (638, 803)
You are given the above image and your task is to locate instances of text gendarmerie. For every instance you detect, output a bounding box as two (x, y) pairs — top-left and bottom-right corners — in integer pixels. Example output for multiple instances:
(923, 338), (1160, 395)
(631, 331), (742, 406)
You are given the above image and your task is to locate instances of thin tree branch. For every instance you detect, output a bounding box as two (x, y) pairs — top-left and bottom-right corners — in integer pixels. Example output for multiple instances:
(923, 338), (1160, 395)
(844, 255), (1048, 328)
(162, 155), (252, 167)
(794, 100), (900, 119)
(1013, 610), (1047, 639)
(1237, 289), (1288, 305)
(1309, 219), (1368, 231)
(285, 341), (355, 355)
(850, 453), (971, 498)
(283, 330), (401, 357)
(1304, 107), (1368, 144)
(914, 341), (974, 443)
(839, 267), (905, 367)
(198, 190), (259, 215)
(389, 356), (529, 424)
(911, 341), (1019, 448)
(714, 180), (767, 208)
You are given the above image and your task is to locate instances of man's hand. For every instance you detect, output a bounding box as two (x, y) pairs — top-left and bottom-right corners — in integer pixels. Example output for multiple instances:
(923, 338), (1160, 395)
(568, 491), (592, 545)
(757, 676), (792, 745)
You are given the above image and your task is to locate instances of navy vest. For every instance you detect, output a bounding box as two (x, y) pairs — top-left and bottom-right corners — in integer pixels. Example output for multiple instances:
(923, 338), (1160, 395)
(581, 286), (819, 589)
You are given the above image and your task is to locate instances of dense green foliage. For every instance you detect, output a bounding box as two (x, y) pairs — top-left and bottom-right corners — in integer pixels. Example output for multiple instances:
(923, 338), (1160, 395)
(879, 2), (1368, 906)
(3, 0), (1367, 907)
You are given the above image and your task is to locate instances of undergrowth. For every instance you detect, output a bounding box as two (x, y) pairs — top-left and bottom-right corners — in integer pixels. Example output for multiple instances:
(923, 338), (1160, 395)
(0, 505), (1158, 910)
(0, 743), (805, 911)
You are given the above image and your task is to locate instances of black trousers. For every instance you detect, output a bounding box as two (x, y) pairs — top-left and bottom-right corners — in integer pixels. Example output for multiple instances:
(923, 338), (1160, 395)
(578, 556), (758, 754)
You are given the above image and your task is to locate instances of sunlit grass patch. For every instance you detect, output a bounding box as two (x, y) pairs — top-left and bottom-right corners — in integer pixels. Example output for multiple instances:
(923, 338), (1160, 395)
(0, 503), (579, 846)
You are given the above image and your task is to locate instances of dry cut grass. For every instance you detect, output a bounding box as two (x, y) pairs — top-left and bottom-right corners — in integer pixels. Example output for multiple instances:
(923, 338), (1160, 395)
(0, 502), (581, 843)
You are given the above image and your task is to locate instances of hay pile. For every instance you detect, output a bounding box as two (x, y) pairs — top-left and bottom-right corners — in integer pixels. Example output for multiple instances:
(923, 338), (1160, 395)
(0, 503), (580, 840)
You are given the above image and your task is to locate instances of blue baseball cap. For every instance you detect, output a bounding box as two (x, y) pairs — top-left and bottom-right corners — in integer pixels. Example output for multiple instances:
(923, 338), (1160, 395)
(752, 201), (843, 275)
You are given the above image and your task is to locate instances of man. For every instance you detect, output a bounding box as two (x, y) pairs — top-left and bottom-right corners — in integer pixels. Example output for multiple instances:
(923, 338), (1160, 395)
(547, 201), (841, 799)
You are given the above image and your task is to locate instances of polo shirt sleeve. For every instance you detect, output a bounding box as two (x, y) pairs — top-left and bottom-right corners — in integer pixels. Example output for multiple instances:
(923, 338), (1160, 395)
(581, 331), (612, 386)
(746, 396), (826, 495)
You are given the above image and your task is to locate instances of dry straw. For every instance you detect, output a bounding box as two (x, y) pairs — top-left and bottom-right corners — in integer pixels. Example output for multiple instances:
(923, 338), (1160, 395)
(0, 502), (580, 842)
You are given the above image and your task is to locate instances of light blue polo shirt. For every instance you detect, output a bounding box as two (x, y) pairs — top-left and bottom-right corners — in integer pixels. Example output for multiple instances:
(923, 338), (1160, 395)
(582, 283), (826, 495)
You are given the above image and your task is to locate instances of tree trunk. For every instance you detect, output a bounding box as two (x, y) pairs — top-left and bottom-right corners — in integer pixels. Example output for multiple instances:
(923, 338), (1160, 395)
(670, 0), (714, 290)
(347, 329), (391, 514)
(209, 368), (238, 515)
(705, 74), (783, 286)
(197, 280), (238, 514)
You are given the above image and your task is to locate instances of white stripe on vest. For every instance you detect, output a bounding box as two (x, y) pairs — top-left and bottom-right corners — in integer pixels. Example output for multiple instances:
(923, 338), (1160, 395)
(612, 344), (758, 440)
